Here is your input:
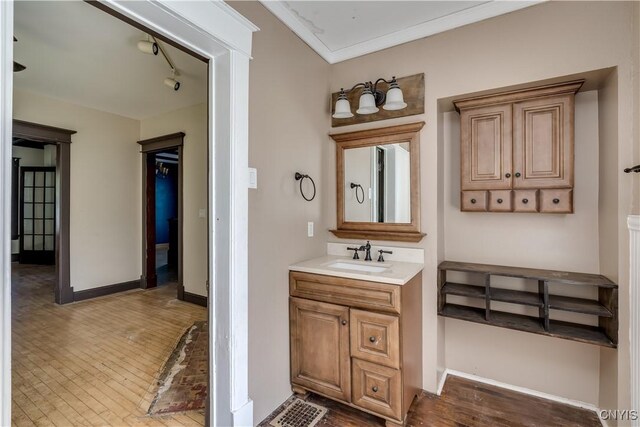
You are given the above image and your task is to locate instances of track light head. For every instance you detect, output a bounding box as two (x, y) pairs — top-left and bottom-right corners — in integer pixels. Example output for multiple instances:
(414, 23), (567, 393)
(137, 40), (158, 55)
(164, 78), (180, 91)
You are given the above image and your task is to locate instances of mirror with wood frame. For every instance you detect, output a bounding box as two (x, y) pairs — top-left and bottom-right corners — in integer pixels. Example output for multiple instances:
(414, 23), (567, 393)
(330, 121), (425, 242)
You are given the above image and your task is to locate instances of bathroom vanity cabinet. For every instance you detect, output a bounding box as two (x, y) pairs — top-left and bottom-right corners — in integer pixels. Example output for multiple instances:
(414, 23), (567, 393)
(289, 270), (422, 427)
(454, 80), (584, 213)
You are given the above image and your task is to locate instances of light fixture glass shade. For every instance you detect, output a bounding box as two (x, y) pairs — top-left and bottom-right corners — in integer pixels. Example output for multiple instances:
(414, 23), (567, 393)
(333, 89), (353, 118)
(383, 78), (407, 110)
(137, 40), (158, 55)
(356, 87), (379, 115)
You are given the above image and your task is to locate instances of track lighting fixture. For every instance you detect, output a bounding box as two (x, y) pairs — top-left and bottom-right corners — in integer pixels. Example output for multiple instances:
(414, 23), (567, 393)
(137, 33), (181, 91)
(164, 77), (180, 91)
(137, 39), (158, 55)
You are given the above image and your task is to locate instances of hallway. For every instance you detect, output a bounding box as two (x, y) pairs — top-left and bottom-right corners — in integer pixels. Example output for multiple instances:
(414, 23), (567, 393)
(10, 264), (206, 426)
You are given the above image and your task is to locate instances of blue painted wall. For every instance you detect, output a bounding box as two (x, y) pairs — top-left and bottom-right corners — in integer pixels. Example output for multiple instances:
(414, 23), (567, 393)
(155, 163), (178, 244)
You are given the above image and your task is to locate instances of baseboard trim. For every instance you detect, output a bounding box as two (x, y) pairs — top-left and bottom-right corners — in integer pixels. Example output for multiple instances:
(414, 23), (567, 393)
(438, 369), (606, 426)
(73, 279), (141, 302)
(183, 291), (207, 307)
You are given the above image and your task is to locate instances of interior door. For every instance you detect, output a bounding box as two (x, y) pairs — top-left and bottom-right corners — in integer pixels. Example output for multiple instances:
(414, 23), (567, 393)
(20, 167), (56, 264)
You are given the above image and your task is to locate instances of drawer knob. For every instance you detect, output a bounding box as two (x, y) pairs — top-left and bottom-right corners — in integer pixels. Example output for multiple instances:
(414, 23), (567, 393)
(341, 320), (347, 325)
(470, 199), (476, 204)
(553, 198), (560, 204)
(372, 386), (379, 393)
(515, 172), (521, 178)
(369, 336), (376, 343)
(505, 173), (511, 178)
(522, 198), (529, 204)
(497, 198), (503, 204)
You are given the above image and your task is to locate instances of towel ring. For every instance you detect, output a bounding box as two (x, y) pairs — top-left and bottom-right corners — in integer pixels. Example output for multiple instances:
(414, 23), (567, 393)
(350, 182), (364, 204)
(295, 172), (316, 201)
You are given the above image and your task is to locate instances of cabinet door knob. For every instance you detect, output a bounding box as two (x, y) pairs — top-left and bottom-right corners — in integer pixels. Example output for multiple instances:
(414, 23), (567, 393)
(369, 336), (376, 343)
(341, 320), (347, 325)
(522, 198), (529, 204)
(515, 172), (521, 178)
(372, 386), (379, 393)
(553, 198), (560, 204)
(497, 198), (503, 204)
(505, 173), (511, 178)
(470, 199), (476, 204)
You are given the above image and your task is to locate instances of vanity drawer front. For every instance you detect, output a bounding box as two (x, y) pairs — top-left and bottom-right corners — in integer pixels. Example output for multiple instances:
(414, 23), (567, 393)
(350, 310), (400, 369)
(513, 189), (539, 212)
(290, 271), (401, 314)
(488, 190), (513, 212)
(352, 359), (402, 421)
(539, 188), (573, 213)
(461, 191), (487, 212)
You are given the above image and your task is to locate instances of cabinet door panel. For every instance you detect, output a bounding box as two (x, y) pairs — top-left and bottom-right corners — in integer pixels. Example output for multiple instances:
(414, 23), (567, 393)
(290, 297), (351, 402)
(513, 95), (573, 189)
(460, 104), (512, 190)
(350, 310), (400, 369)
(352, 359), (402, 421)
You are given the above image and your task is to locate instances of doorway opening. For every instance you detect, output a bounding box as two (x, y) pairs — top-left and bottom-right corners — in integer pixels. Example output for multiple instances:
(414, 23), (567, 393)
(139, 132), (184, 298)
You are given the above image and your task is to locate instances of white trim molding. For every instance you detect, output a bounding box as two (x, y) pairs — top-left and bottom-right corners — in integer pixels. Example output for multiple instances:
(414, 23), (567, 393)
(629, 215), (640, 427)
(260, 1), (544, 64)
(438, 369), (606, 424)
(0, 1), (258, 425)
(0, 1), (14, 425)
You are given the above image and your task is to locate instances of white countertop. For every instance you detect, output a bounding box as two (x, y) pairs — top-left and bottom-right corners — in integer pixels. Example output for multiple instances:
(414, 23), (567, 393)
(289, 255), (423, 285)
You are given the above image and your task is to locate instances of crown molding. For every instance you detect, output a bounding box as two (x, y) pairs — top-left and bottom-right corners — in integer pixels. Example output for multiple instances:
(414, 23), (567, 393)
(260, 1), (545, 64)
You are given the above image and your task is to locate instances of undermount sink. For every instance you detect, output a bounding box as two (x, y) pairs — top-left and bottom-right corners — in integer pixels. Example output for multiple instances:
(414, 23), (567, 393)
(327, 261), (389, 273)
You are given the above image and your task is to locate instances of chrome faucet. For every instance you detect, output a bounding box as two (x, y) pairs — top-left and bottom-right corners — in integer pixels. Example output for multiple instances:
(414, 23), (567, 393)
(359, 241), (372, 261)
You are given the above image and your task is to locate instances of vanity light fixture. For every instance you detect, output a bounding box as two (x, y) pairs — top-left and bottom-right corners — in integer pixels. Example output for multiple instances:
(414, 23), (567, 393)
(137, 34), (181, 91)
(332, 76), (407, 119)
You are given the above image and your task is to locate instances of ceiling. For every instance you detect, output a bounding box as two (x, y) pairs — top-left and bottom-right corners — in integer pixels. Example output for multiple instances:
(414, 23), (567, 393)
(13, 1), (207, 120)
(261, 1), (543, 64)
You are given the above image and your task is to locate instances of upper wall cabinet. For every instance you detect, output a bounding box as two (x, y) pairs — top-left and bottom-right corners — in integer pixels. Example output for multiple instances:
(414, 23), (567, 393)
(453, 80), (583, 214)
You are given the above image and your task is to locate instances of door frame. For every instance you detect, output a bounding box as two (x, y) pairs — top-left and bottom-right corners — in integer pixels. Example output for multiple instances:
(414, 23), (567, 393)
(138, 133), (184, 299)
(0, 1), (258, 425)
(12, 120), (74, 304)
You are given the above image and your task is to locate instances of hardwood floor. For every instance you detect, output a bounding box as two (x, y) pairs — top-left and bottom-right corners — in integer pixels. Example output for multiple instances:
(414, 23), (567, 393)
(11, 263), (207, 427)
(260, 376), (602, 427)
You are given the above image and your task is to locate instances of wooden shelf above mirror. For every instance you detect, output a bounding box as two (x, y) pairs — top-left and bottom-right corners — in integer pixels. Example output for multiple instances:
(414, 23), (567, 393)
(330, 122), (426, 243)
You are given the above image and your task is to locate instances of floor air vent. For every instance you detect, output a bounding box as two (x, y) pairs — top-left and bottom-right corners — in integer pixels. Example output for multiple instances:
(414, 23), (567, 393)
(269, 398), (327, 427)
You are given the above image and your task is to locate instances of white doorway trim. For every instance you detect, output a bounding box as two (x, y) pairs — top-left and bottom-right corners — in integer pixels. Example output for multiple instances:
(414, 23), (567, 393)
(0, 1), (258, 426)
(629, 215), (640, 427)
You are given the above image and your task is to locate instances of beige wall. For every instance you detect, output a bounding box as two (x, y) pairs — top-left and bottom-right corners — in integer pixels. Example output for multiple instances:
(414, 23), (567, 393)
(328, 0), (636, 411)
(228, 2), (331, 424)
(140, 103), (208, 297)
(13, 89), (141, 291)
(344, 147), (372, 221)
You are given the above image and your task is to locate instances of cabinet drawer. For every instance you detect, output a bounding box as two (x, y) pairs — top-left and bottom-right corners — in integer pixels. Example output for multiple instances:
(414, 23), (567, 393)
(350, 310), (400, 369)
(290, 271), (400, 314)
(352, 359), (402, 421)
(488, 190), (513, 212)
(539, 188), (573, 213)
(461, 191), (487, 212)
(513, 190), (539, 213)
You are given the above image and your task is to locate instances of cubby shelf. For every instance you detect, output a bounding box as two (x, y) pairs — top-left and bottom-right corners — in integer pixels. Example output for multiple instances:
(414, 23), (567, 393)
(438, 261), (618, 348)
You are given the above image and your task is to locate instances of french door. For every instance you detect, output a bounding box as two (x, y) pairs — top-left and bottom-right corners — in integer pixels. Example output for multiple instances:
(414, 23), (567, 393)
(20, 166), (56, 264)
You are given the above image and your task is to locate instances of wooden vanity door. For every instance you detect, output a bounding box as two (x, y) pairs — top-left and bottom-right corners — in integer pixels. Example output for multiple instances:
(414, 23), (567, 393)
(460, 104), (513, 190)
(513, 95), (573, 189)
(290, 297), (351, 402)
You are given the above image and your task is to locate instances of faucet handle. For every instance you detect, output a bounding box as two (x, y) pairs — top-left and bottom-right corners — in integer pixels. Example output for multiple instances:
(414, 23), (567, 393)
(377, 249), (393, 262)
(347, 247), (360, 260)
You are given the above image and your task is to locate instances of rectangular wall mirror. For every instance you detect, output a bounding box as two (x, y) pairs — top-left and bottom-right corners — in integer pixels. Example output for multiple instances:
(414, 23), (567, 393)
(331, 122), (425, 242)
